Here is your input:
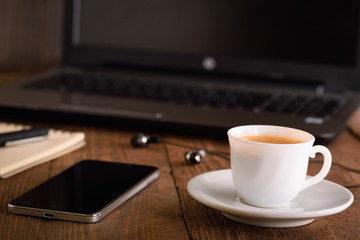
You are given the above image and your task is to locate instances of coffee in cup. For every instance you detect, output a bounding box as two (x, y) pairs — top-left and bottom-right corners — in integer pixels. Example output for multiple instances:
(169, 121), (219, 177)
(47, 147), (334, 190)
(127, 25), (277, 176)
(239, 134), (303, 144)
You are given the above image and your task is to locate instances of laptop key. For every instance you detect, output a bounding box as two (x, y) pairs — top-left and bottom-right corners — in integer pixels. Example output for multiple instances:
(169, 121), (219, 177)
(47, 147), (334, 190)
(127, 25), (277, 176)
(315, 99), (340, 118)
(264, 95), (294, 112)
(298, 98), (326, 116)
(282, 96), (309, 114)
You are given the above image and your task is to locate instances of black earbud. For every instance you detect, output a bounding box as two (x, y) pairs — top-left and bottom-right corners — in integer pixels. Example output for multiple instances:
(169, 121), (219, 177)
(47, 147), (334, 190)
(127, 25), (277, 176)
(131, 133), (161, 148)
(130, 133), (230, 164)
(185, 149), (207, 164)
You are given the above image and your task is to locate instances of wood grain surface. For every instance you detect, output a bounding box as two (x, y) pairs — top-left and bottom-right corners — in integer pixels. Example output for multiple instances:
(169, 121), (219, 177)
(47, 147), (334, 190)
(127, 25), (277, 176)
(0, 112), (359, 239)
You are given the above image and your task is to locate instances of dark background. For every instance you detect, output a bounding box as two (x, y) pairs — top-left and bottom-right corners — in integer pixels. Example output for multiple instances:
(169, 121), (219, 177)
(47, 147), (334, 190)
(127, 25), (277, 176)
(0, 0), (63, 70)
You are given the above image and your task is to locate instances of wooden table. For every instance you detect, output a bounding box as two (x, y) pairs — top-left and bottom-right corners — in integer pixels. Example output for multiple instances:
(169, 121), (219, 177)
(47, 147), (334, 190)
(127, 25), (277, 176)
(0, 110), (360, 239)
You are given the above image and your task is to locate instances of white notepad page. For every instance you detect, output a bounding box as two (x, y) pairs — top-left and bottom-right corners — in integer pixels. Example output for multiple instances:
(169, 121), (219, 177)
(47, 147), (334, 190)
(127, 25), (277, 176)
(0, 122), (85, 178)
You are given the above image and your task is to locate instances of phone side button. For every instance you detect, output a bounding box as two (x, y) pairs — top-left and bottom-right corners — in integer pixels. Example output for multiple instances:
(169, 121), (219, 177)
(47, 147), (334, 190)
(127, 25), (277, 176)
(43, 212), (54, 218)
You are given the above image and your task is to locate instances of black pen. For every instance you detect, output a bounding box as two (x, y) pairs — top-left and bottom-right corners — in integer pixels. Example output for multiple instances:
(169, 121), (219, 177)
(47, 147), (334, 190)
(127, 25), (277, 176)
(0, 127), (50, 147)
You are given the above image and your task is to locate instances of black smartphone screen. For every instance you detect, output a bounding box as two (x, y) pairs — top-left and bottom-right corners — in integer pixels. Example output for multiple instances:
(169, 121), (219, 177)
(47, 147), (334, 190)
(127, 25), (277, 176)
(8, 160), (159, 222)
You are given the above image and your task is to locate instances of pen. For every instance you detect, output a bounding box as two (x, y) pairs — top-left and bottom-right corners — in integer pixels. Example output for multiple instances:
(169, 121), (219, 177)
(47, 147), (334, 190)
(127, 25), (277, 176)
(0, 127), (50, 147)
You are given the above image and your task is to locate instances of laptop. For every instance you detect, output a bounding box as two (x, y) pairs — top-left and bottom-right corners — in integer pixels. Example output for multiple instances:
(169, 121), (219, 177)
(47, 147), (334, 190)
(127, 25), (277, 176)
(0, 0), (359, 142)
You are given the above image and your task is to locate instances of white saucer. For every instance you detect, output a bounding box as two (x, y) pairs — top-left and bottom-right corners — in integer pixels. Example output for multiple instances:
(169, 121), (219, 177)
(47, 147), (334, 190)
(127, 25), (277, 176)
(187, 169), (354, 228)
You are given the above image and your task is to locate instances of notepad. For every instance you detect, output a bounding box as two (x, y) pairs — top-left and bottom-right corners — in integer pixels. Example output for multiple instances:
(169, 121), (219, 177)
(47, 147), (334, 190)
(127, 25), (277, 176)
(0, 122), (85, 178)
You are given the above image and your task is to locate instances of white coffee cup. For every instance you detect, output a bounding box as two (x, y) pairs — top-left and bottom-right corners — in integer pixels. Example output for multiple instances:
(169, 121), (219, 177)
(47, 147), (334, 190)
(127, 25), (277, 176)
(227, 125), (332, 208)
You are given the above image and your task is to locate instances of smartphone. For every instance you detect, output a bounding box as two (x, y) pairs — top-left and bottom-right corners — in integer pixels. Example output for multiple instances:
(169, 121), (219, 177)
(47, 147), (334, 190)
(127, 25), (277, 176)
(8, 160), (159, 223)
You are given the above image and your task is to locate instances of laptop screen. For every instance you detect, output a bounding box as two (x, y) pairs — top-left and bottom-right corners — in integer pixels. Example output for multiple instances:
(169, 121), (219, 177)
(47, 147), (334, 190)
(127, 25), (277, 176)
(64, 0), (360, 90)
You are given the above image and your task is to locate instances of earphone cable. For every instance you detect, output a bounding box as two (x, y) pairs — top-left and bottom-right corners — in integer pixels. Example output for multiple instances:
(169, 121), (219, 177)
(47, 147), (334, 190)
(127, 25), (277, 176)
(311, 160), (360, 174)
(164, 140), (230, 160)
(311, 159), (360, 188)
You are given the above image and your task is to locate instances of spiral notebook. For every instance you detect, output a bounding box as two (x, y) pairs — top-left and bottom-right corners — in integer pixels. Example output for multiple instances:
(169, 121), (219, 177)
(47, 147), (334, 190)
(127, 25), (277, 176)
(0, 122), (85, 178)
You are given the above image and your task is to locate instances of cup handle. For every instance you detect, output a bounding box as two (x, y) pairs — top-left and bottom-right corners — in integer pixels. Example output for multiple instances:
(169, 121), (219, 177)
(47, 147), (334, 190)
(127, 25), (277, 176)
(301, 145), (332, 191)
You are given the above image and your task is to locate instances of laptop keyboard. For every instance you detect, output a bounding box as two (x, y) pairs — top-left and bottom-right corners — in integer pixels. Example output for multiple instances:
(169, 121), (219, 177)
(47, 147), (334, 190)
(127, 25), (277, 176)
(24, 72), (342, 120)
